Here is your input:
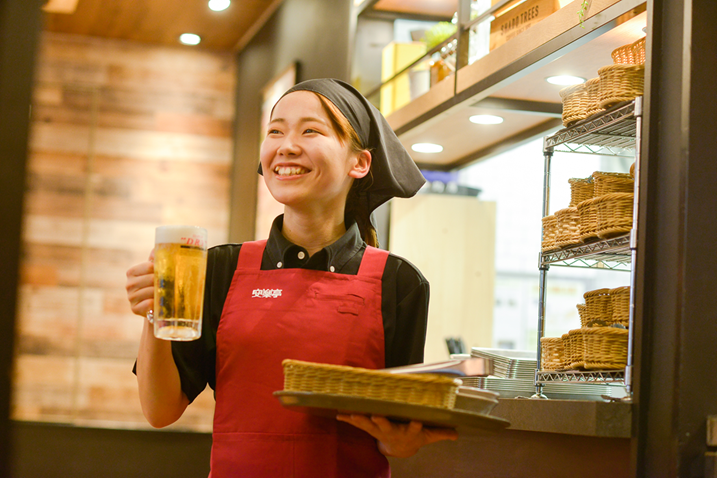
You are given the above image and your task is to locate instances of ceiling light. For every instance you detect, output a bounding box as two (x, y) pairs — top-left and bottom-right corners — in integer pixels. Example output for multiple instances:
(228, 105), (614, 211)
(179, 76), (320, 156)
(179, 33), (201, 45)
(411, 143), (443, 154)
(546, 75), (586, 86)
(469, 114), (504, 125)
(208, 0), (230, 12)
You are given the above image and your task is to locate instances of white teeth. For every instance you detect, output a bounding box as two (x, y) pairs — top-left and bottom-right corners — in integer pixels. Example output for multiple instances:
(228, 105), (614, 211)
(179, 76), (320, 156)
(274, 166), (308, 176)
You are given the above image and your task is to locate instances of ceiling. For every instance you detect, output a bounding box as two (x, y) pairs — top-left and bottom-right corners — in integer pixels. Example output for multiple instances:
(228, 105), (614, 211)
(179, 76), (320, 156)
(396, 9), (648, 169)
(42, 0), (284, 51)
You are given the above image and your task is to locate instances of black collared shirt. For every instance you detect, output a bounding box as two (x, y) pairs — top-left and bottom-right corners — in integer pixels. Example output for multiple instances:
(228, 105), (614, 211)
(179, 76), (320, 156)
(171, 216), (430, 403)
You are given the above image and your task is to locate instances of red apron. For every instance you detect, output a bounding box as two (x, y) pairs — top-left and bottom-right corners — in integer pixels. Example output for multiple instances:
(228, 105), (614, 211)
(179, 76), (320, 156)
(210, 240), (391, 478)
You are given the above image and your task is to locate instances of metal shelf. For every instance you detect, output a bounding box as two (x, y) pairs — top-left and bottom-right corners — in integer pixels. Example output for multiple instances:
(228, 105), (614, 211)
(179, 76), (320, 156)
(536, 370), (625, 384)
(545, 100), (638, 153)
(540, 233), (632, 271)
(537, 98), (642, 393)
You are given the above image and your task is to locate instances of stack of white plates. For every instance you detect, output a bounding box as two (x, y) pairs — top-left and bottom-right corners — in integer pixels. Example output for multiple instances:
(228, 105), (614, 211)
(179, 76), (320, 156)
(460, 376), (621, 400)
(471, 348), (537, 380)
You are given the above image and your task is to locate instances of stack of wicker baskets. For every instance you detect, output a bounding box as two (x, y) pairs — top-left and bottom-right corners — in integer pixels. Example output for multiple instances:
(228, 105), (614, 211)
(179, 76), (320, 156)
(541, 171), (634, 252)
(575, 171), (635, 242)
(540, 286), (630, 371)
(558, 36), (645, 126)
(599, 37), (645, 109)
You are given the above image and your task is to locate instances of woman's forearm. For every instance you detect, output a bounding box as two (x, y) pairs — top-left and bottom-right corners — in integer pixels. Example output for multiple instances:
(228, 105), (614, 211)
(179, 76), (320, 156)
(136, 319), (189, 428)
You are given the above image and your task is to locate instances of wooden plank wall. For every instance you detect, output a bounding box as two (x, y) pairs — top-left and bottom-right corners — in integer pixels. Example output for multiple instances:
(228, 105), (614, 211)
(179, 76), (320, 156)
(13, 32), (235, 432)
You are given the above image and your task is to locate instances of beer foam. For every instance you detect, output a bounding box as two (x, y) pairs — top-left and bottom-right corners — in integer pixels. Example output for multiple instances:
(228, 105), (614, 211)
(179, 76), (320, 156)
(155, 225), (207, 249)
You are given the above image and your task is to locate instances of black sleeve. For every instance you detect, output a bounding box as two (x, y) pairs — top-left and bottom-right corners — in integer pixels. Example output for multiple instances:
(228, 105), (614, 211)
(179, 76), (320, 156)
(170, 244), (241, 403)
(381, 254), (430, 368)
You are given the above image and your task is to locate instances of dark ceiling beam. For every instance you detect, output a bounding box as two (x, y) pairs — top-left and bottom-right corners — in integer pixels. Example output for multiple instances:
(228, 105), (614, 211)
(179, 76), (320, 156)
(470, 97), (563, 117)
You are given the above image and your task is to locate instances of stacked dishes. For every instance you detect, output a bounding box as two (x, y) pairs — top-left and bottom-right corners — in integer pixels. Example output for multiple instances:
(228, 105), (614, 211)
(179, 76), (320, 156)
(459, 376), (621, 401)
(467, 347), (624, 400)
(471, 348), (537, 380)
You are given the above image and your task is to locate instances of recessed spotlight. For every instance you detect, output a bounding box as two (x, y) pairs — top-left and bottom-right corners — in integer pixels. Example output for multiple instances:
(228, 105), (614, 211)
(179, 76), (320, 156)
(546, 75), (586, 86)
(208, 0), (230, 12)
(179, 33), (201, 45)
(411, 143), (443, 154)
(469, 114), (504, 125)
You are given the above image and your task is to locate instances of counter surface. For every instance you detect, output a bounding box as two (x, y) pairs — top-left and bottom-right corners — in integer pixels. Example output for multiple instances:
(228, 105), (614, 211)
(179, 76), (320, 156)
(490, 397), (632, 438)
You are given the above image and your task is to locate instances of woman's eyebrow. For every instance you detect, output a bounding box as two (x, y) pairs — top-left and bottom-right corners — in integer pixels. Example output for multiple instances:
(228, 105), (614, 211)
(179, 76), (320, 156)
(269, 116), (326, 125)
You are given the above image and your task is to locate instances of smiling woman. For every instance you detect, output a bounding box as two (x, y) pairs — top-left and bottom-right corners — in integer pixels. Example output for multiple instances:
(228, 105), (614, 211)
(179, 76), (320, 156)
(125, 78), (453, 477)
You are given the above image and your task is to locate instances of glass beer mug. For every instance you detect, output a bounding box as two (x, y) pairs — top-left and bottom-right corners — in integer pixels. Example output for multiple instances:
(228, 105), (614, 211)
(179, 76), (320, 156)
(152, 225), (207, 340)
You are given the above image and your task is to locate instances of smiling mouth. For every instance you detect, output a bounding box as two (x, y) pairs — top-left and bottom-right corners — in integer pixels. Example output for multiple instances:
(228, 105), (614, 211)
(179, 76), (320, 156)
(274, 166), (310, 176)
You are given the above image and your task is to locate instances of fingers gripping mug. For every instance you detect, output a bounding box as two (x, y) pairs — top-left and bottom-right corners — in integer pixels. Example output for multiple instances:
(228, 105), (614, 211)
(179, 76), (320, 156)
(152, 225), (207, 341)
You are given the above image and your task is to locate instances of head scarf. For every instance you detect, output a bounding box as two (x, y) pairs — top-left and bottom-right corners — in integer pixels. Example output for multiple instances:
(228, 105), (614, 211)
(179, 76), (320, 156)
(259, 78), (426, 213)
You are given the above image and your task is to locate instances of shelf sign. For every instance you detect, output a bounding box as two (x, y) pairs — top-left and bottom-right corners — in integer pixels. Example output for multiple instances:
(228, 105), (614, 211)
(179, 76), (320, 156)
(490, 0), (562, 51)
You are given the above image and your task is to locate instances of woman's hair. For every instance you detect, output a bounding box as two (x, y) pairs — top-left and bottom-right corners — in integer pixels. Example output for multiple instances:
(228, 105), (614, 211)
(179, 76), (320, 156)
(314, 93), (379, 248)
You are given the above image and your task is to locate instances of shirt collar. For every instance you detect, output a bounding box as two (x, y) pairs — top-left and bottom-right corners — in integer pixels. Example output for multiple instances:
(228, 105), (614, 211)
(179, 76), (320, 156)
(264, 215), (364, 272)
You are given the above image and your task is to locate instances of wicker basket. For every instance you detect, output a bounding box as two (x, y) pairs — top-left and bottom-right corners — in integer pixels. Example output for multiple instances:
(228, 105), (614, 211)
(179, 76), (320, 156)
(559, 83), (588, 126)
(567, 329), (585, 369)
(629, 162), (636, 178)
(569, 177), (594, 207)
(595, 192), (634, 239)
(582, 327), (629, 370)
(541, 215), (558, 252)
(281, 359), (460, 409)
(561, 333), (572, 369)
(555, 207), (581, 248)
(584, 77), (603, 118)
(610, 286), (631, 327)
(611, 36), (646, 65)
(584, 288), (612, 327)
(598, 64), (645, 109)
(592, 171), (634, 197)
(577, 303), (589, 328)
(576, 197), (599, 241)
(540, 337), (565, 371)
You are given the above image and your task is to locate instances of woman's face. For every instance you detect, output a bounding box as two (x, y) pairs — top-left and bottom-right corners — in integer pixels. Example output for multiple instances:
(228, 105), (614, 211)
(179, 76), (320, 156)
(260, 91), (370, 214)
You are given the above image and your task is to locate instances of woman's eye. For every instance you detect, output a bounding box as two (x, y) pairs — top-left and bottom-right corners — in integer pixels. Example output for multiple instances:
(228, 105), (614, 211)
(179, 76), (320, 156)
(304, 128), (320, 134)
(267, 129), (281, 135)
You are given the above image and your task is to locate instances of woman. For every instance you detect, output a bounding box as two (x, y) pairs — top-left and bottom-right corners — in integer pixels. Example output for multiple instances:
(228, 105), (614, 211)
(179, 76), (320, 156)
(126, 78), (457, 477)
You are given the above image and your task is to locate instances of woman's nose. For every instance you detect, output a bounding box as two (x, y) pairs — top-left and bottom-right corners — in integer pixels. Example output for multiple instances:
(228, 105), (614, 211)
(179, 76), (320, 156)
(277, 133), (301, 156)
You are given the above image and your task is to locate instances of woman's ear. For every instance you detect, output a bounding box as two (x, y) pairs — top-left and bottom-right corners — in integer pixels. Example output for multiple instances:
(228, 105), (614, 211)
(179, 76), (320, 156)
(349, 150), (372, 179)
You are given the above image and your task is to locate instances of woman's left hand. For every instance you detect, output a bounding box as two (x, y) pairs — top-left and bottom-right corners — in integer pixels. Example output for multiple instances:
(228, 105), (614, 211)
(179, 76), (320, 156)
(336, 414), (458, 458)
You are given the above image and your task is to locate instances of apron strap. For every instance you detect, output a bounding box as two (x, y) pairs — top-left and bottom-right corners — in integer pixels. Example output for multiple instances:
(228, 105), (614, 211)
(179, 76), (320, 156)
(357, 246), (389, 280)
(236, 240), (267, 271)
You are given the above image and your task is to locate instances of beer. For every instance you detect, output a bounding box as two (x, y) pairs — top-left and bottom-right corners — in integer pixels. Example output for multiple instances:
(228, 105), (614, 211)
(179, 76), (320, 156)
(153, 226), (207, 341)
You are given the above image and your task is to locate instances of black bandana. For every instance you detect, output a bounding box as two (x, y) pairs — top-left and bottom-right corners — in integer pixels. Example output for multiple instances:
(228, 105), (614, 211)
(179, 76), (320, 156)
(259, 78), (426, 213)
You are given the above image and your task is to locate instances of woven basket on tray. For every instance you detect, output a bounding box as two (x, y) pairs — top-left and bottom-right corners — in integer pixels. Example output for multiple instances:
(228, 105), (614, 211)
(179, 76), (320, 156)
(611, 36), (646, 65)
(582, 327), (629, 370)
(541, 215), (558, 252)
(577, 197), (599, 241)
(598, 64), (645, 109)
(584, 288), (612, 327)
(592, 171), (634, 197)
(595, 192), (634, 239)
(610, 286), (631, 327)
(569, 177), (594, 207)
(540, 337), (565, 371)
(281, 359), (460, 409)
(559, 83), (588, 126)
(555, 207), (581, 248)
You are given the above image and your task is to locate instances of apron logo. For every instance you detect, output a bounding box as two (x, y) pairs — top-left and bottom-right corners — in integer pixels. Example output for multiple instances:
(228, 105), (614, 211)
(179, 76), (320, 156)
(252, 288), (283, 298)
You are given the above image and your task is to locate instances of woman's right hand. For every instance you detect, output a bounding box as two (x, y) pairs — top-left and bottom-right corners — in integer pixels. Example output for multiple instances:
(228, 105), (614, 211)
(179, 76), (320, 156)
(126, 250), (155, 318)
